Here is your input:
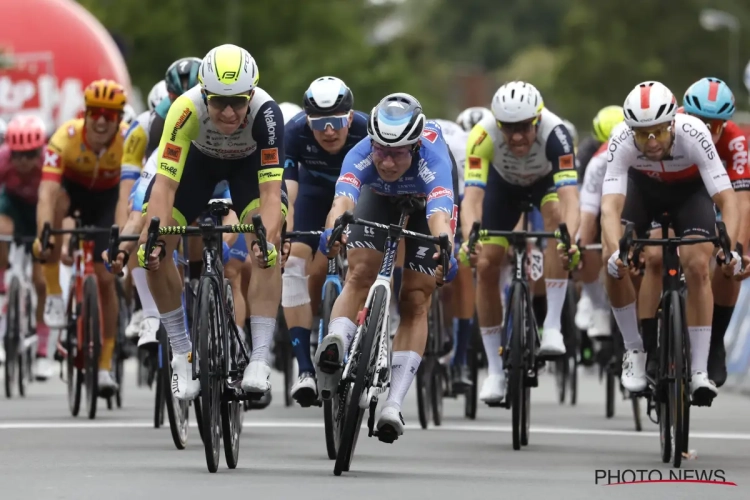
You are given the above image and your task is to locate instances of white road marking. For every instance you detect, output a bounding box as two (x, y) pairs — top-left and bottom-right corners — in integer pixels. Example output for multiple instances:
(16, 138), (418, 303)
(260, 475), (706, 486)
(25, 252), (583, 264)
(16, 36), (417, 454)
(0, 420), (749, 441)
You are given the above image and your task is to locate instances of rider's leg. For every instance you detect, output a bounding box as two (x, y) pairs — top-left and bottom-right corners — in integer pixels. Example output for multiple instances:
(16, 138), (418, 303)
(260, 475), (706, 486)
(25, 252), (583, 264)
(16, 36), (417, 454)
(476, 242), (507, 402)
(451, 261), (475, 369)
(639, 227), (668, 375)
(282, 243), (314, 373)
(224, 259), (246, 327)
(578, 210), (610, 336)
(538, 196), (568, 355)
(41, 191), (69, 329)
(709, 269), (738, 387)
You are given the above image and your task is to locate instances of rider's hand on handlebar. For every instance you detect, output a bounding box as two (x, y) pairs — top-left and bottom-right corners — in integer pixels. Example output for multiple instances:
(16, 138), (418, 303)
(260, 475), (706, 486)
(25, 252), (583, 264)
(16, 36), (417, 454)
(434, 252), (458, 285)
(137, 243), (162, 271)
(717, 249), (744, 279)
(33, 237), (52, 261)
(319, 227), (347, 258)
(606, 249), (629, 279)
(459, 240), (481, 267)
(252, 241), (277, 268)
(102, 249), (128, 276)
(556, 242), (581, 271)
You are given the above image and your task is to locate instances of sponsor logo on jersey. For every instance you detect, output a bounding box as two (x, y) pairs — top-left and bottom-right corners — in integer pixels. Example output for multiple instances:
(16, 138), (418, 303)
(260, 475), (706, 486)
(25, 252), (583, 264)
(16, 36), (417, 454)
(43, 148), (59, 168)
(170, 108), (192, 141)
(261, 147), (279, 166)
(264, 108), (277, 145)
(728, 136), (748, 174)
(468, 157), (481, 170)
(418, 158), (436, 184)
(338, 172), (361, 189)
(354, 156), (372, 171)
(559, 153), (574, 170)
(67, 126), (76, 137)
(159, 162), (178, 177)
(427, 186), (452, 203)
(422, 129), (439, 143)
(162, 143), (182, 162)
(125, 135), (142, 155)
(681, 122), (716, 160)
(554, 125), (571, 154)
(470, 131), (488, 155)
(258, 169), (282, 182)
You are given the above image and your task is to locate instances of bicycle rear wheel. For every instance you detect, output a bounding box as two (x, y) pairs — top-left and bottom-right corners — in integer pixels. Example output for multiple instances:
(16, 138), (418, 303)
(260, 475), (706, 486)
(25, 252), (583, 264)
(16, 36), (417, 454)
(198, 278), (222, 473)
(334, 286), (386, 476)
(186, 278), (204, 444)
(82, 276), (101, 420)
(4, 277), (20, 398)
(430, 290), (444, 426)
(221, 278), (241, 469)
(464, 314), (479, 420)
(321, 281), (342, 460)
(507, 283), (525, 451)
(416, 360), (432, 429)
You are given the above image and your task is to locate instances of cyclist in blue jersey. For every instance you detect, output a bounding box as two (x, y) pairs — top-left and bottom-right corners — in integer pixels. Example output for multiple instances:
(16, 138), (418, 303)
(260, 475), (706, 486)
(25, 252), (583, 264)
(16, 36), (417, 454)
(281, 76), (369, 407)
(316, 93), (458, 440)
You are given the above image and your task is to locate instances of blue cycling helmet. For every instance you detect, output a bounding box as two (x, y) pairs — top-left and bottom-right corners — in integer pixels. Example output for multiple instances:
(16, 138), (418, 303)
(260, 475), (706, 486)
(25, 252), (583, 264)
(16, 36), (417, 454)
(682, 77), (736, 120)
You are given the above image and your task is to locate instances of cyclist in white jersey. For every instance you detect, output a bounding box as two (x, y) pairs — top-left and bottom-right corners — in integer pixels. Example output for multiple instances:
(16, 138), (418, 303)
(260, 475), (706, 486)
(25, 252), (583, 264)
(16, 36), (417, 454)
(601, 81), (742, 405)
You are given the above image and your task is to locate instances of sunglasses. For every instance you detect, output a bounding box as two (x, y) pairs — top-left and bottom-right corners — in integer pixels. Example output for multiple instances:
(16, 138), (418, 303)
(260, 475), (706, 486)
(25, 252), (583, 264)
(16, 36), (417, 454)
(497, 118), (538, 135)
(205, 93), (252, 111)
(307, 113), (350, 131)
(371, 142), (414, 161)
(87, 107), (122, 122)
(10, 149), (42, 160)
(632, 125), (672, 144)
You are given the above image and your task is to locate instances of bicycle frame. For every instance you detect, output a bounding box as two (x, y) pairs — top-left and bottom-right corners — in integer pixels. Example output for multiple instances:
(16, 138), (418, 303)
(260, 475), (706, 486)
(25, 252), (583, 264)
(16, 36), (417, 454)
(0, 237), (38, 355)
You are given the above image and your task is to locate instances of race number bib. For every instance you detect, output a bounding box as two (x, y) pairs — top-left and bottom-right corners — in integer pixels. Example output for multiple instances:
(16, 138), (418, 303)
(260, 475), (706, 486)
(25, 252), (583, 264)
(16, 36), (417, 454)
(527, 248), (544, 281)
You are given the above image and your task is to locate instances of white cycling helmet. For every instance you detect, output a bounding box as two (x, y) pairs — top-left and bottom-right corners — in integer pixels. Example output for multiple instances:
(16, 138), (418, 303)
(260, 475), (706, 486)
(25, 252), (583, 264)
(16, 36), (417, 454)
(278, 102), (303, 124)
(368, 93), (426, 148)
(147, 80), (168, 112)
(455, 107), (493, 132)
(199, 44), (259, 96)
(623, 81), (677, 128)
(303, 76), (353, 116)
(122, 104), (137, 125)
(491, 81), (544, 123)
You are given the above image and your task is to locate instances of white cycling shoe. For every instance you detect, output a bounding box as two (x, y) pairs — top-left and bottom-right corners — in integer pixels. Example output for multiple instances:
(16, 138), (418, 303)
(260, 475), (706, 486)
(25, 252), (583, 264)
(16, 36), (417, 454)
(690, 372), (718, 406)
(35, 357), (55, 381)
(480, 373), (506, 403)
(575, 294), (593, 331)
(43, 295), (67, 329)
(539, 328), (566, 357)
(376, 405), (404, 443)
(315, 334), (345, 400)
(621, 349), (647, 393)
(171, 352), (200, 400)
(98, 370), (118, 396)
(126, 309), (144, 338)
(137, 317), (160, 347)
(588, 309), (612, 338)
(241, 360), (271, 393)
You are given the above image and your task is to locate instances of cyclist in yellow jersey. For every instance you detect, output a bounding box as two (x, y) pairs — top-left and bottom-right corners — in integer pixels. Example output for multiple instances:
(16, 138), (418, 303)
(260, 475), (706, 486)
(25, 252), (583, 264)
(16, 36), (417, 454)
(34, 79), (129, 394)
(130, 44), (288, 401)
(459, 81), (581, 404)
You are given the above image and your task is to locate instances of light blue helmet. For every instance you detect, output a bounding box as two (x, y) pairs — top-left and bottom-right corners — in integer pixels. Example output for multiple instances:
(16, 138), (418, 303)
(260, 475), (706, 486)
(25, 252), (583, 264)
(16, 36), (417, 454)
(682, 77), (736, 120)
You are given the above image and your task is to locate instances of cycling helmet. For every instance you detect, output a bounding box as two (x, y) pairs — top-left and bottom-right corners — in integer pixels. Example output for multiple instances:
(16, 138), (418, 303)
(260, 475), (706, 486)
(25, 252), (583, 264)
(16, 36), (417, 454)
(592, 105), (625, 143)
(303, 77), (353, 116)
(0, 118), (6, 144)
(122, 104), (137, 125)
(562, 119), (578, 146)
(199, 44), (259, 96)
(279, 102), (303, 123)
(683, 77), (736, 121)
(5, 115), (46, 151)
(455, 107), (493, 132)
(623, 81), (677, 128)
(491, 81), (543, 123)
(84, 79), (127, 111)
(368, 93), (426, 147)
(147, 81), (168, 111)
(165, 57), (201, 96)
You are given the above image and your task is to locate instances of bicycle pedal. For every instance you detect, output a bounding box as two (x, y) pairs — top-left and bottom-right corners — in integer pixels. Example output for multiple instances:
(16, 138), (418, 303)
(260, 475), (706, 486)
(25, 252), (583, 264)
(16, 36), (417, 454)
(485, 400), (505, 408)
(375, 427), (398, 444)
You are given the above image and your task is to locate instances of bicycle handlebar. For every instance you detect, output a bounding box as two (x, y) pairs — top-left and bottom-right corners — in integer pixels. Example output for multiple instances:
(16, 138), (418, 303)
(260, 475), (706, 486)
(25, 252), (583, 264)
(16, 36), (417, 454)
(465, 220), (569, 257)
(326, 211), (355, 255)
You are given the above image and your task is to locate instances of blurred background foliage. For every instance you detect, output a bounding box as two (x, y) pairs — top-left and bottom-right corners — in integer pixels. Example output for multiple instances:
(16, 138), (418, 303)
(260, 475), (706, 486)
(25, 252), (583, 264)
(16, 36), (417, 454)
(79, 0), (750, 133)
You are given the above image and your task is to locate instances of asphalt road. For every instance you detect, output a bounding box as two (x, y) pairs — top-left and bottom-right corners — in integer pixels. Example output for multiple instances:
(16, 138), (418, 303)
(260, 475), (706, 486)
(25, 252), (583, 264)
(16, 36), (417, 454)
(1, 358), (748, 500)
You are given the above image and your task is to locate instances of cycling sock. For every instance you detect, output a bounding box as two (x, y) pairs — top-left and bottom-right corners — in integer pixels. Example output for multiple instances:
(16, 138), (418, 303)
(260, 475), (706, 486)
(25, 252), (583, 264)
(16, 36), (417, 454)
(532, 295), (547, 327)
(132, 267), (159, 318)
(689, 326), (711, 374)
(385, 350), (421, 409)
(480, 325), (503, 375)
(43, 262), (62, 295)
(161, 307), (191, 355)
(583, 280), (607, 309)
(99, 337), (115, 371)
(542, 279), (568, 331)
(289, 326), (314, 375)
(329, 317), (357, 354)
(250, 315), (276, 365)
(612, 302), (643, 351)
(452, 318), (472, 366)
(711, 304), (734, 345)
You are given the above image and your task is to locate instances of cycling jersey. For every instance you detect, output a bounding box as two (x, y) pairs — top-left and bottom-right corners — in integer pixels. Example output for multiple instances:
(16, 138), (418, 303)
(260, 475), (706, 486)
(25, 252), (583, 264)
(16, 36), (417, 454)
(433, 119), (469, 197)
(576, 135), (603, 182)
(337, 120), (455, 218)
(465, 108), (578, 189)
(715, 120), (750, 191)
(156, 85), (283, 184)
(0, 144), (42, 205)
(283, 110), (369, 188)
(602, 114), (731, 198)
(580, 142), (607, 215)
(42, 118), (129, 191)
(146, 97), (174, 159)
(120, 110), (153, 181)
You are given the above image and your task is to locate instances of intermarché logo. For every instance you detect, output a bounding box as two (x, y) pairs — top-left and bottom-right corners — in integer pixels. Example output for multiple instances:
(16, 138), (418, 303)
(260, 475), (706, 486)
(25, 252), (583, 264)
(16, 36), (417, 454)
(595, 469), (736, 486)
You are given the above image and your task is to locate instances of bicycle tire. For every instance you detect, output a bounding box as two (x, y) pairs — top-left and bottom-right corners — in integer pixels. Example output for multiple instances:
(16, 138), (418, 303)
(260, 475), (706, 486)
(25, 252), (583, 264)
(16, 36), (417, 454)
(321, 281), (342, 460)
(464, 314), (479, 420)
(658, 297), (672, 463)
(416, 361), (432, 429)
(334, 285), (386, 476)
(508, 282), (524, 451)
(221, 278), (241, 469)
(4, 277), (20, 398)
(564, 282), (579, 406)
(198, 278), (222, 473)
(114, 279), (128, 409)
(83, 276), (101, 420)
(161, 324), (189, 450)
(632, 395), (642, 432)
(16, 279), (28, 397)
(668, 290), (686, 468)
(521, 285), (534, 447)
(154, 351), (165, 428)
(65, 288), (82, 417)
(431, 365), (443, 426)
(606, 368), (615, 418)
(430, 290), (444, 426)
(555, 357), (567, 404)
(188, 279), (204, 445)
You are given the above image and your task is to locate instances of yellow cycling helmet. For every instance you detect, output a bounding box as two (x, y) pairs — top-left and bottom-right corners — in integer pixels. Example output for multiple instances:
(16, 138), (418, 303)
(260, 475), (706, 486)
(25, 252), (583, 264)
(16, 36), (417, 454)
(592, 105), (625, 143)
(84, 79), (127, 111)
(199, 44), (259, 96)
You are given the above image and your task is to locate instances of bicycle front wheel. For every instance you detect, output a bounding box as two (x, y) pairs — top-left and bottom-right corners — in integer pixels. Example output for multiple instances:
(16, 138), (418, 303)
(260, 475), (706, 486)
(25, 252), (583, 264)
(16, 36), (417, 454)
(161, 325), (189, 450)
(334, 285), (386, 476)
(198, 278), (223, 473)
(507, 282), (525, 451)
(4, 276), (20, 398)
(321, 281), (342, 460)
(220, 278), (241, 469)
(668, 290), (688, 468)
(82, 276), (101, 420)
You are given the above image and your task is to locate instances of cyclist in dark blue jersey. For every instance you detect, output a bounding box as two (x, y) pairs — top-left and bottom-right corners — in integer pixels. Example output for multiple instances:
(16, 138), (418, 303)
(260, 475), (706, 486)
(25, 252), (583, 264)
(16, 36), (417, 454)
(281, 76), (369, 406)
(315, 93), (458, 440)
